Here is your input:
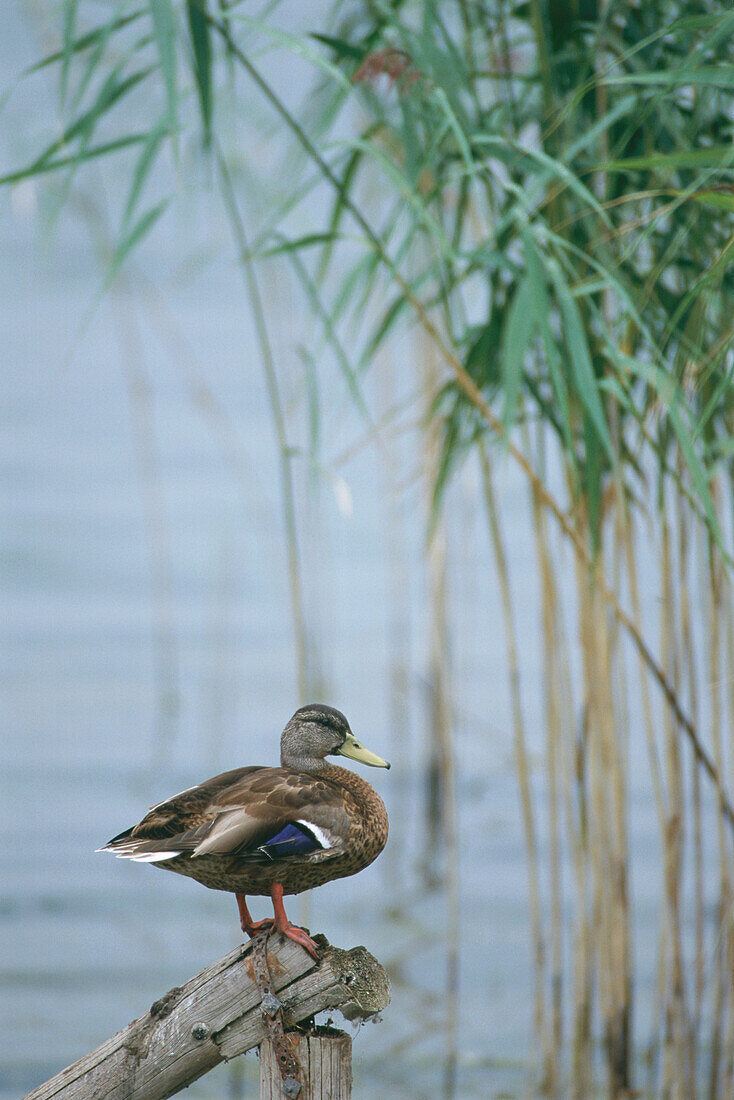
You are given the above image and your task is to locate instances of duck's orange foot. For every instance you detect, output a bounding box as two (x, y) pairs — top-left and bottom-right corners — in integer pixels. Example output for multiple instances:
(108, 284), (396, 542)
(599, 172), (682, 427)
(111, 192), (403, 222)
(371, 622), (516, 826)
(275, 921), (320, 960)
(236, 893), (275, 938)
(245, 918), (275, 936)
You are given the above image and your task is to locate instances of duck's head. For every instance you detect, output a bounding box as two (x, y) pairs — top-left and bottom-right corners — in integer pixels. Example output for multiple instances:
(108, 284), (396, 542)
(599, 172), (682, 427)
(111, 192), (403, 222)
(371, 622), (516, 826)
(281, 704), (391, 773)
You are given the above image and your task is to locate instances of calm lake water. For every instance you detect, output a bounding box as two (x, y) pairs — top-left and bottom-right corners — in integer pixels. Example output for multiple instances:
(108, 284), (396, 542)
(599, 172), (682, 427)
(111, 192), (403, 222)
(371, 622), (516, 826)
(1, 9), (725, 1099)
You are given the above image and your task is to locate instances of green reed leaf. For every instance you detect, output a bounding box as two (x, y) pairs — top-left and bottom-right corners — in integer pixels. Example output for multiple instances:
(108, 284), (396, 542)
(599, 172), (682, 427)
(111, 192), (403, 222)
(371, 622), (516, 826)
(110, 198), (170, 281)
(502, 275), (535, 428)
(187, 0), (212, 144)
(149, 0), (178, 129)
(548, 261), (615, 466)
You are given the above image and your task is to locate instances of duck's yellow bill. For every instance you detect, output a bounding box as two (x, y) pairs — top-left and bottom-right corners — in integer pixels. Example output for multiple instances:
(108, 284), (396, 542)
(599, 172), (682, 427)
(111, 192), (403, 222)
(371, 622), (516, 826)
(337, 730), (390, 769)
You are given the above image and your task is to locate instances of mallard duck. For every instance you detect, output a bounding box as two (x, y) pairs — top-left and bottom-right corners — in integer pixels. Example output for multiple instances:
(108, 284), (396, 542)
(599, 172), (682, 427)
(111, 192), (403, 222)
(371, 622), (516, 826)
(100, 705), (390, 957)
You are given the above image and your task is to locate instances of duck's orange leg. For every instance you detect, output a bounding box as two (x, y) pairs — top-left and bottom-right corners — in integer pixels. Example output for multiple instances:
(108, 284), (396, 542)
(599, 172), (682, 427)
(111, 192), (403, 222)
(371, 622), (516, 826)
(236, 893), (274, 936)
(270, 883), (320, 959)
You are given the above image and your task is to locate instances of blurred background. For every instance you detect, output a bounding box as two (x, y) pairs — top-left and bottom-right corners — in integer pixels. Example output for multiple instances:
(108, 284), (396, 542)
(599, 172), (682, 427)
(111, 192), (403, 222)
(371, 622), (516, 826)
(2, 4), (733, 1098)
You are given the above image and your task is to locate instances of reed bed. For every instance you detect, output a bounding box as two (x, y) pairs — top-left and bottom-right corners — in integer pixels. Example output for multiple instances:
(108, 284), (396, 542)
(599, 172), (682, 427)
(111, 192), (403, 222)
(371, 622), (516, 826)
(7, 1), (734, 1096)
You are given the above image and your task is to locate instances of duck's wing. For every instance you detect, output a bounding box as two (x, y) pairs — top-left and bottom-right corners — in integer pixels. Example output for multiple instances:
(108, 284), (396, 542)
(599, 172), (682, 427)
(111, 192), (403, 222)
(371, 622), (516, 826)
(100, 767), (351, 864)
(99, 766), (261, 861)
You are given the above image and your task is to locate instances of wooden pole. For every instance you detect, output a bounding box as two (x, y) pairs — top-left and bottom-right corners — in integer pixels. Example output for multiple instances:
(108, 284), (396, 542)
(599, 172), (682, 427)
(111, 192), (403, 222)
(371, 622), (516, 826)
(22, 937), (389, 1100)
(259, 1031), (353, 1099)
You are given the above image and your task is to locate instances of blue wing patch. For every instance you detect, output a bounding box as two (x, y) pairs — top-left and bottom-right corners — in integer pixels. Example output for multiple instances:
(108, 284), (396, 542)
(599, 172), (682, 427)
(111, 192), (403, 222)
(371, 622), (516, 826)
(256, 822), (323, 860)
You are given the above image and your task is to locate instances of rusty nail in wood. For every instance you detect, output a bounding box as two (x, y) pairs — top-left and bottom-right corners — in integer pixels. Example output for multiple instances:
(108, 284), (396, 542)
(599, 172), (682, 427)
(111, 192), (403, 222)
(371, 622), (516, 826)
(191, 1023), (209, 1041)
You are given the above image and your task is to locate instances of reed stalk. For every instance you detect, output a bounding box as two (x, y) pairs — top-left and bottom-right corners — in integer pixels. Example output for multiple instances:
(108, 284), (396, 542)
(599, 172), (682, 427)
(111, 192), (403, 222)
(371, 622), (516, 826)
(422, 334), (460, 1098)
(216, 152), (309, 704)
(527, 421), (565, 1098)
(377, 350), (413, 889)
(598, 553), (632, 1096)
(479, 436), (549, 1086)
(660, 496), (688, 1100)
(568, 552), (594, 1100)
(677, 489), (704, 1060)
(574, 538), (633, 1097)
(706, 490), (729, 1100)
(723, 584), (734, 1097)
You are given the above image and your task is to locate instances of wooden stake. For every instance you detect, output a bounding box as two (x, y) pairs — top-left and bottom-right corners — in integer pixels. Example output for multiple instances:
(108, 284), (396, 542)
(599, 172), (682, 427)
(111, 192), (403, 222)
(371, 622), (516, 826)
(259, 1031), (352, 1099)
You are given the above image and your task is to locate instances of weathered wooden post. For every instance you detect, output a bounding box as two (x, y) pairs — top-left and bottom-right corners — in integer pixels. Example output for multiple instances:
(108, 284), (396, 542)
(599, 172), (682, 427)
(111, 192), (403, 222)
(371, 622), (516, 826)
(259, 1030), (353, 1099)
(21, 932), (389, 1100)
(249, 930), (389, 1099)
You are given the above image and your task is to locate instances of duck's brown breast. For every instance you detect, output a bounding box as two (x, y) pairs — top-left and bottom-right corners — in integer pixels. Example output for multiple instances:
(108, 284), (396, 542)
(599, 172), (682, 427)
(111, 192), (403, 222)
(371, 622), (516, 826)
(157, 763), (388, 897)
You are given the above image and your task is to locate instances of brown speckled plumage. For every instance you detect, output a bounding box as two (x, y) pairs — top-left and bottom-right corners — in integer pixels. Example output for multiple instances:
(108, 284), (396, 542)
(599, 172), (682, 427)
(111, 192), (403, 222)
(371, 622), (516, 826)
(100, 706), (389, 952)
(125, 763), (388, 895)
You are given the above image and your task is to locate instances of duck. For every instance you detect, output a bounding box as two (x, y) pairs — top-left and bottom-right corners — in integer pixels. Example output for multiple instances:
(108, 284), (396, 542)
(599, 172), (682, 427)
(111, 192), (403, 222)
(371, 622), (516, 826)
(99, 705), (390, 958)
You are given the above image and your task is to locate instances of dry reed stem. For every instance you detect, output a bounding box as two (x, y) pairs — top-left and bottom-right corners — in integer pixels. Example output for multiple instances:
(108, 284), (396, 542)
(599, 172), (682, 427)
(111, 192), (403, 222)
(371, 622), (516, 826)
(660, 503), (688, 1100)
(607, 515), (634, 1094)
(622, 507), (672, 1096)
(216, 153), (309, 703)
(479, 438), (550, 1083)
(422, 336), (460, 1099)
(706, 497), (729, 1100)
(655, 915), (673, 1095)
(723, 588), (734, 1098)
(574, 548), (632, 1096)
(527, 423), (564, 1097)
(569, 719), (593, 1100)
(588, 582), (615, 1087)
(598, 555), (632, 1096)
(569, 556), (598, 1100)
(677, 491), (704, 1055)
(377, 351), (412, 890)
(550, 473), (593, 1099)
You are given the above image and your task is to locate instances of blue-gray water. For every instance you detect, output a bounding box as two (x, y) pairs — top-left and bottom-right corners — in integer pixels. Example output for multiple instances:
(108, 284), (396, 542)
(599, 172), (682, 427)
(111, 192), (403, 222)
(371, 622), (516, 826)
(1, 8), (726, 1099)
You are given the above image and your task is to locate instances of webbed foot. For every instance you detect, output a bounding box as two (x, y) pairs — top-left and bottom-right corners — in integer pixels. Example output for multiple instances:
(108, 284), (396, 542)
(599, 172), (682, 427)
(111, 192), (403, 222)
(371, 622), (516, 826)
(275, 921), (320, 959)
